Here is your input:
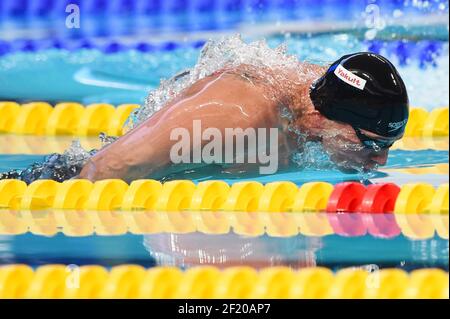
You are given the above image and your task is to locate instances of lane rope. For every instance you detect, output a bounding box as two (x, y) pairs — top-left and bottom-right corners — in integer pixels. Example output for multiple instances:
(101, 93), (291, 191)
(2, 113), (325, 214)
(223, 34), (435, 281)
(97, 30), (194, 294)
(0, 265), (447, 299)
(0, 102), (448, 137)
(0, 205), (447, 239)
(1, 180), (447, 213)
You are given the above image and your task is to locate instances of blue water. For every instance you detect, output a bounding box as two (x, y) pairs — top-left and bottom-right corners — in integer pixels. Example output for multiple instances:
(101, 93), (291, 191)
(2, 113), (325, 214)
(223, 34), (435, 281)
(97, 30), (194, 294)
(1, 226), (447, 270)
(0, 140), (447, 269)
(1, 3), (448, 272)
(1, 32), (448, 186)
(1, 35), (449, 108)
(1, 0), (447, 39)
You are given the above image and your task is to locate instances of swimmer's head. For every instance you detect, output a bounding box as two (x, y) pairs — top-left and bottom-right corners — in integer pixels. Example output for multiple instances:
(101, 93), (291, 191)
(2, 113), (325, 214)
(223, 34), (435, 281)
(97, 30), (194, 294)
(308, 52), (409, 172)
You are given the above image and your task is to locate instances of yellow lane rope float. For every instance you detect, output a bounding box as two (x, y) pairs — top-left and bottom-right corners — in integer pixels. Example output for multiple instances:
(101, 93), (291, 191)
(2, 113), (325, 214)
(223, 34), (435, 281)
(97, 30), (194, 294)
(0, 207), (447, 239)
(0, 102), (138, 137)
(0, 181), (447, 238)
(389, 138), (448, 151)
(0, 102), (448, 137)
(0, 180), (447, 213)
(384, 163), (449, 175)
(0, 265), (447, 299)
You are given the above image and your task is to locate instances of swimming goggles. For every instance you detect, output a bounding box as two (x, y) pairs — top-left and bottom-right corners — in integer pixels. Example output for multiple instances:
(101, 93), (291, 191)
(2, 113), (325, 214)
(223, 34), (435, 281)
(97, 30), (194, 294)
(354, 127), (397, 151)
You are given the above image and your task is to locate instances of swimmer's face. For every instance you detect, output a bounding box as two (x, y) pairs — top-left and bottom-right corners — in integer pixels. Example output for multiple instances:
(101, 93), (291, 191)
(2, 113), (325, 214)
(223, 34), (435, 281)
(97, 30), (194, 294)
(320, 122), (396, 172)
(293, 110), (400, 173)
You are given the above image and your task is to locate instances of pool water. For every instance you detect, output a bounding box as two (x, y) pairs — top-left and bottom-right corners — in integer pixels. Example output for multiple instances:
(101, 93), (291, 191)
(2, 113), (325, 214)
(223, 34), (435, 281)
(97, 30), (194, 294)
(0, 138), (448, 185)
(1, 233), (447, 271)
(0, 34), (449, 108)
(0, 209), (448, 270)
(0, 29), (448, 274)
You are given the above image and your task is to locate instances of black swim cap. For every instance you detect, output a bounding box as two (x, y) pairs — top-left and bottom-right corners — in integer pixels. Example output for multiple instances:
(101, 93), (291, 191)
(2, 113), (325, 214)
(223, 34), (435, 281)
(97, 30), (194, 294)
(310, 52), (409, 140)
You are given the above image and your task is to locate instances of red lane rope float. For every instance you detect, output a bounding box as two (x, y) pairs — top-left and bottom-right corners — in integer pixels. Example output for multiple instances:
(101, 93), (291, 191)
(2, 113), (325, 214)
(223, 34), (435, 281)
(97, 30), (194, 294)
(326, 182), (367, 213)
(363, 213), (402, 239)
(327, 213), (367, 237)
(361, 184), (402, 238)
(360, 183), (401, 213)
(326, 183), (403, 237)
(326, 183), (367, 237)
(325, 182), (400, 214)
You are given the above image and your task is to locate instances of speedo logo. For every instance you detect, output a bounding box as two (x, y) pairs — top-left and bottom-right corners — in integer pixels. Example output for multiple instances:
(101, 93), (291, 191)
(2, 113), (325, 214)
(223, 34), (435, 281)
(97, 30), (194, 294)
(334, 65), (367, 90)
(388, 119), (408, 132)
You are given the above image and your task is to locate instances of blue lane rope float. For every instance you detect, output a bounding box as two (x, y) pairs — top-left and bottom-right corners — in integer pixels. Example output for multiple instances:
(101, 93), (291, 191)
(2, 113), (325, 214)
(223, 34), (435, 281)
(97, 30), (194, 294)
(364, 40), (446, 68)
(0, 37), (447, 68)
(0, 38), (207, 56)
(0, 0), (446, 21)
(1, 0), (444, 22)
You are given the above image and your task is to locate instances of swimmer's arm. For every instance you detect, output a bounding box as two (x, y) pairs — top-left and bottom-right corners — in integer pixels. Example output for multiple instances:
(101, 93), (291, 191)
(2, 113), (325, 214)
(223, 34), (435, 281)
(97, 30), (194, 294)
(78, 76), (275, 182)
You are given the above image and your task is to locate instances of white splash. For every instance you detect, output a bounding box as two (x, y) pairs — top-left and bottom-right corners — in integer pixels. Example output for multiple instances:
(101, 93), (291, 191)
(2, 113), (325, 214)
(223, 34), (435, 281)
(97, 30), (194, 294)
(128, 34), (312, 128)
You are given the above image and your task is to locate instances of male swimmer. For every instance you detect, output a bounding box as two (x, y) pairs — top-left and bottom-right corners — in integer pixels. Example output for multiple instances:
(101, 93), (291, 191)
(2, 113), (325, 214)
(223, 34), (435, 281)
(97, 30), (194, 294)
(1, 51), (409, 183)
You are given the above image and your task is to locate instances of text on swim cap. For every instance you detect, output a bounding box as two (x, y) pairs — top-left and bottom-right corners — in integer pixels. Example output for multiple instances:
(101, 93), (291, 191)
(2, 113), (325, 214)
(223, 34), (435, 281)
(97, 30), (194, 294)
(334, 64), (367, 90)
(388, 118), (408, 132)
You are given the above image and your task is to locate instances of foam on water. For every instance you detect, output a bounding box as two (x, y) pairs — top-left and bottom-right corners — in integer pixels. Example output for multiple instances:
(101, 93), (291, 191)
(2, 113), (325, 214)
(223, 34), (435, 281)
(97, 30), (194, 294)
(130, 35), (317, 128)
(127, 35), (367, 176)
(1, 36), (352, 182)
(1, 33), (447, 108)
(0, 140), (96, 183)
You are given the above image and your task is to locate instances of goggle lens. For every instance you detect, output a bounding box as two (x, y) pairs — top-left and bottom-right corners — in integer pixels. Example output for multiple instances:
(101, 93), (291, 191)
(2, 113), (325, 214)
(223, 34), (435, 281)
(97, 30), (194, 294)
(354, 127), (396, 151)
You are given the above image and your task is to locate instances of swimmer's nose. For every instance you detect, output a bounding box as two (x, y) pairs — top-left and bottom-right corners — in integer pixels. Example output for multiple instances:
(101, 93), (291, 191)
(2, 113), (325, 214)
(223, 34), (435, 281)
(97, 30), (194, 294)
(371, 150), (388, 165)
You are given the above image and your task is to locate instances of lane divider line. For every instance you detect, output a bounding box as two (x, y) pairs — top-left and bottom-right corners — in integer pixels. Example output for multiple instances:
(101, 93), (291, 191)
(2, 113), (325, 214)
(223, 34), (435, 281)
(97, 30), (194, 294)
(0, 102), (448, 137)
(0, 265), (447, 299)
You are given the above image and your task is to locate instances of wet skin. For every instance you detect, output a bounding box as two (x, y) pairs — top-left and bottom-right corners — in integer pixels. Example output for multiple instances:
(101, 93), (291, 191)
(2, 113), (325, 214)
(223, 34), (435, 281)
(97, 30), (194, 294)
(78, 63), (395, 182)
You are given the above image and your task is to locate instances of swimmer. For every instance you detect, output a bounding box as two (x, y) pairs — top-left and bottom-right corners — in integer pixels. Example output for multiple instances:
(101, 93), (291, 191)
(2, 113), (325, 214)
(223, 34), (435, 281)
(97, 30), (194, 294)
(1, 51), (409, 183)
(78, 51), (408, 182)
